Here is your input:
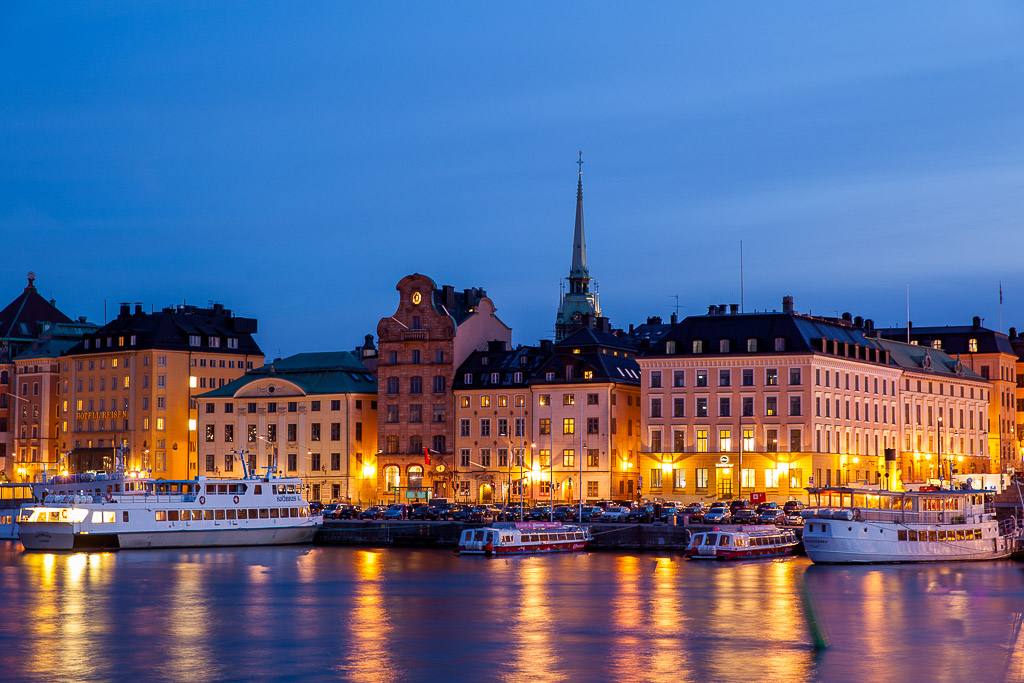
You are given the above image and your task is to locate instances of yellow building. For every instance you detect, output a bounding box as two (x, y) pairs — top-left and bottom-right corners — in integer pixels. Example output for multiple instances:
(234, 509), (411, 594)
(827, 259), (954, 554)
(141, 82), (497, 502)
(61, 303), (263, 480)
(197, 351), (378, 504)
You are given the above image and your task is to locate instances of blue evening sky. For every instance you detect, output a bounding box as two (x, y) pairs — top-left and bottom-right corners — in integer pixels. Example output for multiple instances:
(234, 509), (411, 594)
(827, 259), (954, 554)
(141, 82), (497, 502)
(3, 3), (1024, 358)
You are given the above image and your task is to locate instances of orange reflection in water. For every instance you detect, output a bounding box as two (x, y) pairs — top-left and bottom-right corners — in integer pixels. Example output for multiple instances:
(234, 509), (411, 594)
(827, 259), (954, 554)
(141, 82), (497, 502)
(342, 549), (400, 683)
(504, 557), (565, 682)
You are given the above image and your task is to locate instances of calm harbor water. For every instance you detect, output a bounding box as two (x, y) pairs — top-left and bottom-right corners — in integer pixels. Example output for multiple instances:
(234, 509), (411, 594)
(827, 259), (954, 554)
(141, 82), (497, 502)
(1, 542), (1023, 683)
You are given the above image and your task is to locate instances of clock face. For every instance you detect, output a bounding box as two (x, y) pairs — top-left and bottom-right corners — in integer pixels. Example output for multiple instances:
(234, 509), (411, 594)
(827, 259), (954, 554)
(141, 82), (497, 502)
(435, 464), (446, 473)
(572, 311), (582, 321)
(412, 291), (422, 305)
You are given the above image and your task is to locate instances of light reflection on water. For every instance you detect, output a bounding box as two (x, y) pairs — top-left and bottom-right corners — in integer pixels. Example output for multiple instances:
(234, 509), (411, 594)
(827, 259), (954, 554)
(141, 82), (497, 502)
(1, 541), (1023, 682)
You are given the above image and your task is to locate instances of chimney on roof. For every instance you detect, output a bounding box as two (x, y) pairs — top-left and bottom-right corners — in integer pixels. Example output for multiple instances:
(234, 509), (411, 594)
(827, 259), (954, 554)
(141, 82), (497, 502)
(629, 323), (634, 333)
(540, 339), (553, 354)
(134, 303), (143, 315)
(730, 304), (739, 315)
(864, 318), (874, 334)
(670, 312), (678, 324)
(717, 304), (727, 315)
(78, 316), (87, 323)
(487, 340), (506, 352)
(647, 316), (662, 325)
(707, 305), (717, 315)
(119, 302), (130, 318)
(854, 315), (863, 329)
(782, 296), (794, 314)
(1010, 327), (1018, 340)
(841, 312), (852, 323)
(973, 316), (982, 328)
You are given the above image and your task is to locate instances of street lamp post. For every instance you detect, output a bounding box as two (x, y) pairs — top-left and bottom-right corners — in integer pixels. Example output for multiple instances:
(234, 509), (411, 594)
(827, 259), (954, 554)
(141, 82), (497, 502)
(938, 415), (944, 489)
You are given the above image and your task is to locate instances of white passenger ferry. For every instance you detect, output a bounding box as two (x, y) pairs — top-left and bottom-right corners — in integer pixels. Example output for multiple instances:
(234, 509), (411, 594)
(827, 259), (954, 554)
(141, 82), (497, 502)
(17, 465), (322, 551)
(801, 485), (1018, 564)
(458, 521), (592, 556)
(686, 526), (799, 560)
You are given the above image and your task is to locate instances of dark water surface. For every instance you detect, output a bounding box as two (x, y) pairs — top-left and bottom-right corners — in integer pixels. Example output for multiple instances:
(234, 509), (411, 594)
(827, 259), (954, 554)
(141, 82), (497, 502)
(1, 541), (1022, 682)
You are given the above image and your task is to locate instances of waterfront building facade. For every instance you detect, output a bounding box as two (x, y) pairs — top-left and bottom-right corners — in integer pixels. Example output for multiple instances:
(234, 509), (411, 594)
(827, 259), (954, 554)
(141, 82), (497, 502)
(197, 352), (378, 504)
(530, 328), (641, 504)
(61, 303), (263, 480)
(0, 273), (96, 482)
(376, 274), (511, 501)
(452, 341), (546, 505)
(878, 319), (1017, 473)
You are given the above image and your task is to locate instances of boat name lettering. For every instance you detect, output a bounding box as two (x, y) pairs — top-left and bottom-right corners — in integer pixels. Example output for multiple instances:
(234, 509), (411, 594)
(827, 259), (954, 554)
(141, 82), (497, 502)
(277, 495), (298, 502)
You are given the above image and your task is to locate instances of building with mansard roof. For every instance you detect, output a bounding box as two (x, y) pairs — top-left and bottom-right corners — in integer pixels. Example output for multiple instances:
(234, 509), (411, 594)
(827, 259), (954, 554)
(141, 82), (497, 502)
(58, 302), (263, 481)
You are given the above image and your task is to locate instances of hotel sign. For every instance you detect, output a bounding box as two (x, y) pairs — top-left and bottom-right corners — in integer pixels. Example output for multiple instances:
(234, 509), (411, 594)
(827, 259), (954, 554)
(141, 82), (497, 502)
(75, 410), (128, 420)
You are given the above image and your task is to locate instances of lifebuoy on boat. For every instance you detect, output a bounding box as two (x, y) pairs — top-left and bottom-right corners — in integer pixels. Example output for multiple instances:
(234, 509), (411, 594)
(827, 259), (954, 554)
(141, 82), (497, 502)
(199, 495), (206, 505)
(233, 495), (240, 504)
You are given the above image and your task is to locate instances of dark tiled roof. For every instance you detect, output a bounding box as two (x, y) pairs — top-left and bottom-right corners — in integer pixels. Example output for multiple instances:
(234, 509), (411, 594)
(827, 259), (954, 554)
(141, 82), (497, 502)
(199, 351), (376, 398)
(453, 345), (548, 389)
(557, 326), (635, 352)
(874, 338), (984, 380)
(534, 335), (641, 386)
(876, 326), (1015, 356)
(0, 276), (72, 341)
(68, 304), (263, 356)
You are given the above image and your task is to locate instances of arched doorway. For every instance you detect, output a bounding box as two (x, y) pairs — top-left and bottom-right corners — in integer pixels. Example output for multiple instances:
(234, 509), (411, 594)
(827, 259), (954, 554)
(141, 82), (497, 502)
(384, 465), (400, 493)
(479, 484), (493, 503)
(408, 465), (423, 490)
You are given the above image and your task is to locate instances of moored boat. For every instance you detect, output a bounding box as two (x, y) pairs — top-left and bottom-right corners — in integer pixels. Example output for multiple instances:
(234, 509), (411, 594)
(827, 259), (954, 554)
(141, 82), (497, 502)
(17, 471), (322, 551)
(686, 525), (799, 560)
(458, 521), (591, 556)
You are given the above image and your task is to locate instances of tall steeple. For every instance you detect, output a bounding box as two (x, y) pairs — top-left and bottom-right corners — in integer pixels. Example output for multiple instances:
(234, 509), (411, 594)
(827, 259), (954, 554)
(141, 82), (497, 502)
(555, 153), (602, 341)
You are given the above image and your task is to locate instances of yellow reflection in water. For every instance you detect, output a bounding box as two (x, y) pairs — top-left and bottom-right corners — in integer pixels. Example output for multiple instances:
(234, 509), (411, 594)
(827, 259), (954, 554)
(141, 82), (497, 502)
(506, 558), (564, 682)
(343, 550), (399, 683)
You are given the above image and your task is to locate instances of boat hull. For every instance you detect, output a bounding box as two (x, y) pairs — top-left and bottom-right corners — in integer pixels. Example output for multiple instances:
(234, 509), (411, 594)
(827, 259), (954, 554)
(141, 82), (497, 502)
(688, 545), (796, 560)
(19, 523), (319, 551)
(803, 522), (1015, 564)
(460, 540), (589, 555)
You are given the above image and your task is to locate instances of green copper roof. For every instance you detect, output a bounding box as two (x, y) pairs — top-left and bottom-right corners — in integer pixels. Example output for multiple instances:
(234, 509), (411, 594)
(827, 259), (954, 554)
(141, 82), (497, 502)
(198, 351), (376, 398)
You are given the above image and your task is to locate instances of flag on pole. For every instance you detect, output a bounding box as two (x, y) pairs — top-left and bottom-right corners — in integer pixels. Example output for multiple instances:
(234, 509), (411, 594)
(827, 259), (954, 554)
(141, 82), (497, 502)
(423, 447), (431, 465)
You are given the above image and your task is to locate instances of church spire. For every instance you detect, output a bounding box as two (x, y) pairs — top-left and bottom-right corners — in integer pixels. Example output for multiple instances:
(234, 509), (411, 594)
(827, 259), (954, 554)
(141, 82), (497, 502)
(570, 152), (588, 279)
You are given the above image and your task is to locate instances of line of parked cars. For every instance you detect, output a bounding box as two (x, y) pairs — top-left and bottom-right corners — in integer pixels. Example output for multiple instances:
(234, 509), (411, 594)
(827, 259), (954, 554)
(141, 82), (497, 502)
(317, 498), (805, 525)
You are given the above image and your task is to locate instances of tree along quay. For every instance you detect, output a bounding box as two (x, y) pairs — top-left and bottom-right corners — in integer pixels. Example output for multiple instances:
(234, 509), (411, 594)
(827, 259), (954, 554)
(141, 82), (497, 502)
(316, 519), (801, 551)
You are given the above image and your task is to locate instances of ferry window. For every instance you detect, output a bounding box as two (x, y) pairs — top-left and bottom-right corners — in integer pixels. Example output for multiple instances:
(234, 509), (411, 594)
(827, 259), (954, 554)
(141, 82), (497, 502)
(291, 508), (299, 518)
(259, 509), (270, 519)
(908, 530), (917, 541)
(215, 510), (225, 520)
(929, 531), (938, 541)
(237, 509), (247, 519)
(206, 484), (215, 494)
(189, 510), (201, 521)
(168, 511), (180, 522)
(250, 509), (259, 518)
(937, 530), (946, 541)
(227, 510), (236, 520)
(270, 508), (280, 519)
(897, 530), (908, 541)
(719, 536), (730, 547)
(203, 510), (214, 521)
(92, 511), (103, 524)
(301, 508), (308, 517)
(254, 486), (262, 495)
(956, 530), (966, 541)
(218, 485), (228, 494)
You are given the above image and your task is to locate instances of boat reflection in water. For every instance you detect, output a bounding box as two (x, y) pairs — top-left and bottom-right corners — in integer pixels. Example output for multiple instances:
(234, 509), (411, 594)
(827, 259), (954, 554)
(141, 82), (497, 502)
(1, 544), (1023, 682)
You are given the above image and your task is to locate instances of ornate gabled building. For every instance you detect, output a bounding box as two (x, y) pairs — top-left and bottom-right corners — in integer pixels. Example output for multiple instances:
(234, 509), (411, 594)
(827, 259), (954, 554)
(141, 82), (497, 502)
(376, 274), (511, 501)
(554, 156), (607, 341)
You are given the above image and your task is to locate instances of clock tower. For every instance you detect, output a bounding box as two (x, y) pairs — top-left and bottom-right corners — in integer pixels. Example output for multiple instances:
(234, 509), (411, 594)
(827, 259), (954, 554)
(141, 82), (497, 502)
(554, 153), (602, 341)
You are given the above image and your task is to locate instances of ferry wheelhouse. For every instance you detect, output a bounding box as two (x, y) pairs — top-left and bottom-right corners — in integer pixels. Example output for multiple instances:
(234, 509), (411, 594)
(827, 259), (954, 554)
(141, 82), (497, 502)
(801, 485), (1018, 564)
(17, 467), (322, 551)
(457, 522), (592, 556)
(0, 483), (34, 540)
(686, 526), (799, 560)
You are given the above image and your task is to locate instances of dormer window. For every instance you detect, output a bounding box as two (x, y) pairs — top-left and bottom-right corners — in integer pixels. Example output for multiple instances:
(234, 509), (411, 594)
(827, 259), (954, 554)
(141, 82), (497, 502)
(931, 339), (942, 350)
(513, 372), (523, 383)
(209, 336), (221, 348)
(464, 373), (473, 384)
(665, 341), (676, 355)
(189, 335), (201, 347)
(720, 339), (730, 353)
(774, 337), (785, 352)
(747, 338), (757, 352)
(692, 340), (704, 354)
(481, 356), (489, 366)
(546, 371), (555, 381)
(491, 373), (500, 384)
(968, 338), (978, 352)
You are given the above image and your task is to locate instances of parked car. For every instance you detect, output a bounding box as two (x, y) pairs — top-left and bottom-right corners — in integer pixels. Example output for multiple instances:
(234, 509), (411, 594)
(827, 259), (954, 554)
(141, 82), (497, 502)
(785, 510), (804, 526)
(322, 503), (342, 519)
(552, 506), (572, 521)
(757, 509), (786, 525)
(600, 506), (631, 522)
(628, 506), (657, 523)
(783, 500), (805, 514)
(731, 508), (758, 525)
(756, 502), (779, 514)
(497, 505), (523, 521)
(411, 505), (440, 521)
(703, 506), (731, 524)
(527, 506), (552, 521)
(337, 504), (362, 519)
(681, 502), (707, 522)
(450, 505), (476, 522)
(358, 506), (386, 520)
(729, 499), (753, 515)
(383, 504), (408, 520)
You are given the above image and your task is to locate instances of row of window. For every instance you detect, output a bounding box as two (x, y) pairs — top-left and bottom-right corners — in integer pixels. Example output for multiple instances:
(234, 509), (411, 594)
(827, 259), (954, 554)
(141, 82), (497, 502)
(537, 417), (600, 436)
(204, 452), (346, 473)
(154, 507), (308, 522)
(460, 417), (527, 438)
(651, 395), (804, 419)
(458, 394), (528, 408)
(384, 404), (445, 424)
(83, 335), (241, 351)
(385, 349), (445, 365)
(383, 376), (447, 394)
(383, 435), (446, 454)
(457, 448), (602, 469)
(538, 393), (604, 406)
(202, 422), (365, 444)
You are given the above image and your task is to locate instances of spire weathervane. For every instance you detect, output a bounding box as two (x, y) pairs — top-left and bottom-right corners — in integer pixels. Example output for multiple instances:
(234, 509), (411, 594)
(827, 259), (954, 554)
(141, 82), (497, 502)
(577, 151), (584, 175)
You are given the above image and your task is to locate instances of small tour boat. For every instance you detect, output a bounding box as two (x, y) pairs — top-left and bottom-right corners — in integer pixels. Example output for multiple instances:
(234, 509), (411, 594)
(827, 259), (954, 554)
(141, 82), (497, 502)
(457, 521), (592, 556)
(686, 525), (799, 560)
